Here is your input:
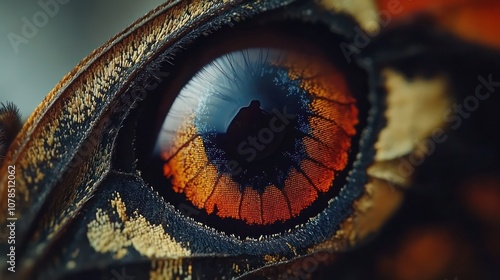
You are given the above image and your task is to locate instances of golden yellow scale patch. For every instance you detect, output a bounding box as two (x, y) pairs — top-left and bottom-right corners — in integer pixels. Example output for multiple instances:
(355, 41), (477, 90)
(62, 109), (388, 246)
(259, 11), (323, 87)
(87, 192), (191, 259)
(319, 0), (380, 33)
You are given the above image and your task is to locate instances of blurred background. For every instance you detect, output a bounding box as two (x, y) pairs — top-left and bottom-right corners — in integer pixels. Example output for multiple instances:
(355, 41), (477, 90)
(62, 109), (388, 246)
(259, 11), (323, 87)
(0, 0), (165, 119)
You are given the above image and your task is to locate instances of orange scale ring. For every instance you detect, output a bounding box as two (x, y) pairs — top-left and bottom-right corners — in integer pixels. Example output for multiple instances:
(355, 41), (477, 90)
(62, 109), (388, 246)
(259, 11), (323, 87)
(162, 57), (358, 226)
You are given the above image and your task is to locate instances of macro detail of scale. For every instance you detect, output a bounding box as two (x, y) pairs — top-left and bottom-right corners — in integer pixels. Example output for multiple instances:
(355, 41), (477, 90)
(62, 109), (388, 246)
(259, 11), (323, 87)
(1, 0), (500, 279)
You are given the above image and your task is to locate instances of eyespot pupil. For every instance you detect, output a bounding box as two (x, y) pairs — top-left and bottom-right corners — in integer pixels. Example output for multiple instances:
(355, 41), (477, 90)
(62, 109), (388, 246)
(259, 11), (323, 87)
(192, 51), (309, 191)
(202, 100), (304, 192)
(226, 100), (288, 162)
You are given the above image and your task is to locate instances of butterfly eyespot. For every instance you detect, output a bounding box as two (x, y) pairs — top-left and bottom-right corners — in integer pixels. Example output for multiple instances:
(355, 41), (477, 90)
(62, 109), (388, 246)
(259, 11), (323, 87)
(4, 0), (500, 279)
(135, 24), (371, 237)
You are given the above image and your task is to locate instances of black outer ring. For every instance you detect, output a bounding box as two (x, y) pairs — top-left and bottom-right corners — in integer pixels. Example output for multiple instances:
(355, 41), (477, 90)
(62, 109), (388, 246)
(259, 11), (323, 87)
(115, 0), (384, 257)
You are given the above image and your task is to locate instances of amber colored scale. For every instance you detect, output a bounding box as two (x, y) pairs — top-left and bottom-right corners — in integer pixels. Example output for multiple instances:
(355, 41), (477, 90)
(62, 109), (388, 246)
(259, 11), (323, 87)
(162, 52), (358, 225)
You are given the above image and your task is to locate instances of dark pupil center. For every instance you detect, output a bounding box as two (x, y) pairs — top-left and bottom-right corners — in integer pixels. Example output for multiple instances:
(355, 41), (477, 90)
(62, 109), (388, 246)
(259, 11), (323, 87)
(226, 100), (289, 162)
(215, 97), (299, 192)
